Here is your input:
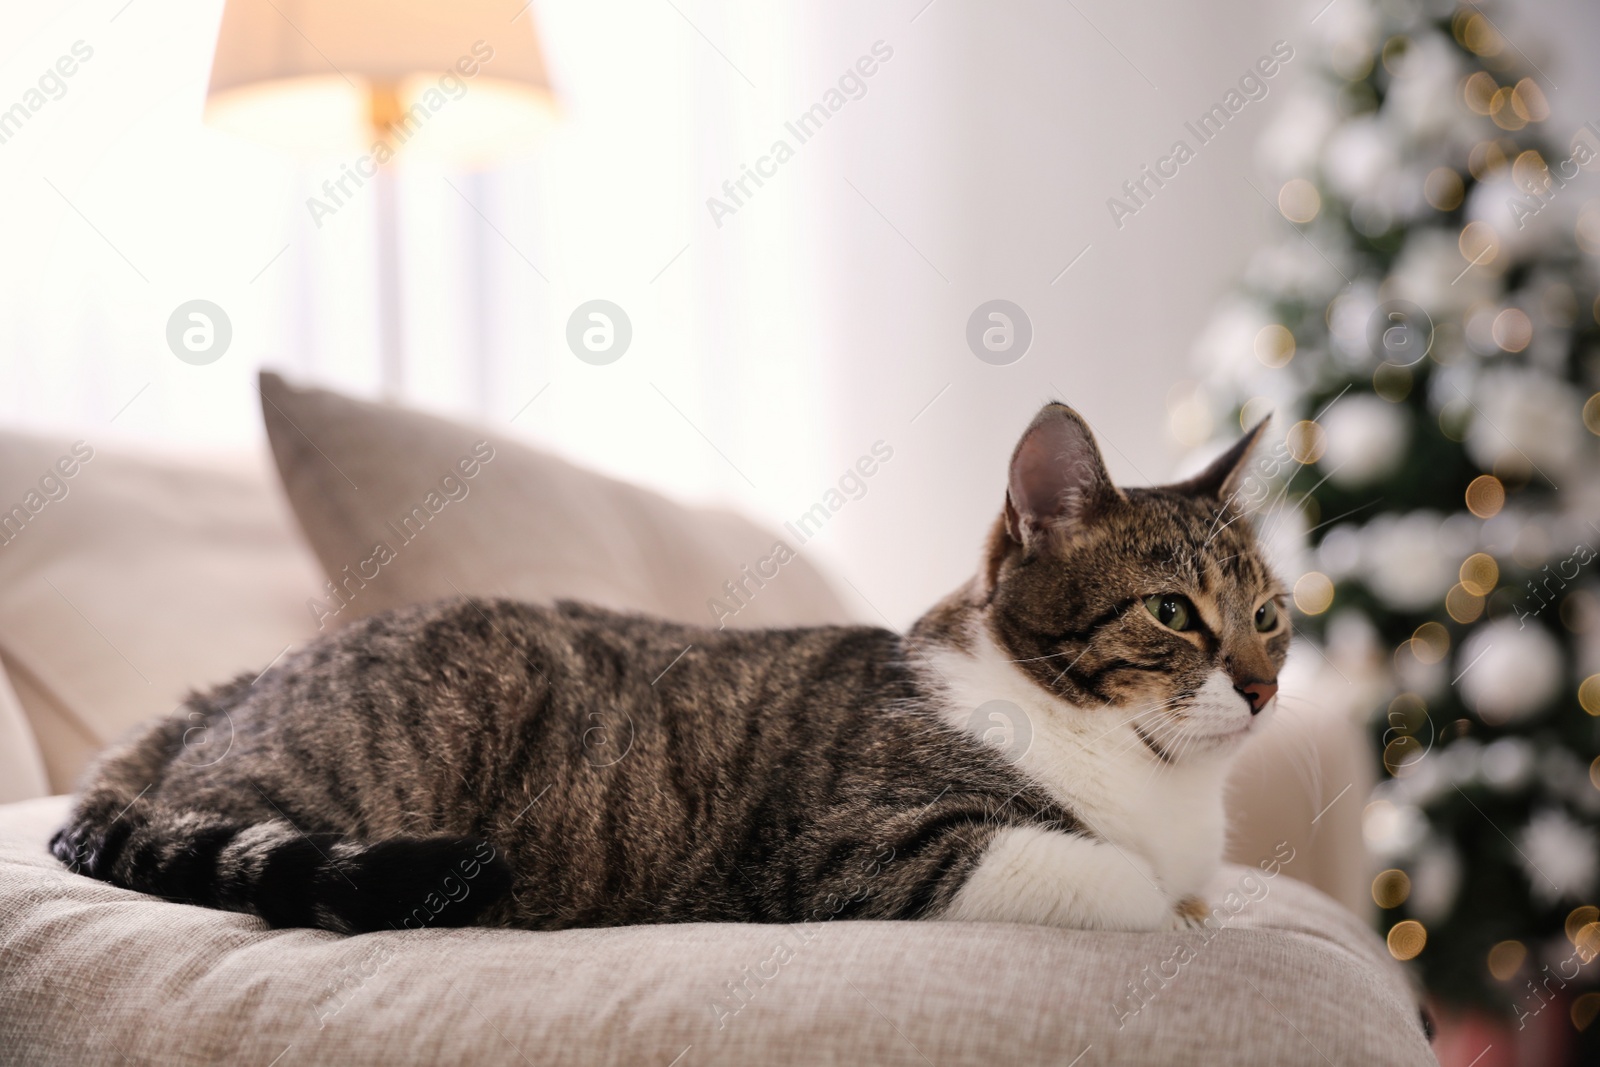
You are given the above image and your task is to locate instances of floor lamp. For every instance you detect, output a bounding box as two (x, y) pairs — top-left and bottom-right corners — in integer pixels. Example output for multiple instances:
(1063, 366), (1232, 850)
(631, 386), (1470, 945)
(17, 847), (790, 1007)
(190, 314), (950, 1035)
(203, 0), (554, 399)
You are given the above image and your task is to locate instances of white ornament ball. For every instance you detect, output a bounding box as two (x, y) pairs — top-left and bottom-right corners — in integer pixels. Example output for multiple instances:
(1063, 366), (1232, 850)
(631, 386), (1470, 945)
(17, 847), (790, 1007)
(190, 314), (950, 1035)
(1407, 842), (1461, 924)
(1519, 808), (1598, 906)
(1464, 368), (1585, 480)
(1362, 512), (1457, 611)
(1457, 620), (1563, 725)
(1323, 118), (1399, 203)
(1320, 394), (1409, 487)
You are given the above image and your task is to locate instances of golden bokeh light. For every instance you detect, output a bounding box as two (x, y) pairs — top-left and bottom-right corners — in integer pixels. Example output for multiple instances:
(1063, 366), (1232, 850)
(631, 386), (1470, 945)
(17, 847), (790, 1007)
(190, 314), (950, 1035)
(1294, 571), (1335, 615)
(1240, 396), (1275, 430)
(1285, 420), (1326, 464)
(1424, 167), (1465, 212)
(1584, 393), (1600, 436)
(1411, 622), (1451, 665)
(1446, 583), (1485, 623)
(1468, 140), (1509, 180)
(1515, 79), (1551, 122)
(1489, 87), (1527, 131)
(1372, 869), (1412, 909)
(1456, 12), (1504, 56)
(1462, 72), (1498, 115)
(1459, 221), (1500, 267)
(1278, 179), (1322, 224)
(1580, 675), (1600, 716)
(1255, 324), (1296, 368)
(1384, 693), (1429, 769)
(1388, 920), (1427, 961)
(1567, 906), (1599, 943)
(1574, 993), (1600, 1033)
(1465, 474), (1505, 518)
(1488, 940), (1527, 981)
(1578, 201), (1600, 255)
(1384, 736), (1426, 777)
(1512, 150), (1550, 193)
(1459, 553), (1499, 596)
(1592, 755), (1600, 793)
(1578, 922), (1600, 964)
(1491, 308), (1532, 352)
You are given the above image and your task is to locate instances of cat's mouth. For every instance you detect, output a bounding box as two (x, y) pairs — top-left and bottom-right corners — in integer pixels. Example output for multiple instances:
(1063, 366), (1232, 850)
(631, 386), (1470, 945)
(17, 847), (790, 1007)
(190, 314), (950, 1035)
(1150, 709), (1257, 756)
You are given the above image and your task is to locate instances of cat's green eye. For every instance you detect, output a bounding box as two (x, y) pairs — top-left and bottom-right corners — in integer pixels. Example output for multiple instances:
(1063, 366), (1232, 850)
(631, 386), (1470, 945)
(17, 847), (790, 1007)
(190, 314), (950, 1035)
(1255, 600), (1280, 632)
(1143, 594), (1195, 632)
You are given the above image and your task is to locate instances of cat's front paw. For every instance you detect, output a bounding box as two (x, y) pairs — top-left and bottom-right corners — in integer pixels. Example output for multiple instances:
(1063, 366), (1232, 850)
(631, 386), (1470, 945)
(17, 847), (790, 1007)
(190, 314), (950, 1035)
(1171, 895), (1212, 929)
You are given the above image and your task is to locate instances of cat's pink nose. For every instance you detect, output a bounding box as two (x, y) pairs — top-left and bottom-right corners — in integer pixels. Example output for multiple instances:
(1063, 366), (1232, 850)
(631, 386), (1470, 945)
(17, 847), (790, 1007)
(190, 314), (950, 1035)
(1236, 680), (1278, 715)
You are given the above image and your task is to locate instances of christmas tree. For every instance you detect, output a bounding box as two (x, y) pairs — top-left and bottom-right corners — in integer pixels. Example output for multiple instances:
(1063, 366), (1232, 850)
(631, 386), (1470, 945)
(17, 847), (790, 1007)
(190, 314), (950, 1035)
(1185, 0), (1600, 1049)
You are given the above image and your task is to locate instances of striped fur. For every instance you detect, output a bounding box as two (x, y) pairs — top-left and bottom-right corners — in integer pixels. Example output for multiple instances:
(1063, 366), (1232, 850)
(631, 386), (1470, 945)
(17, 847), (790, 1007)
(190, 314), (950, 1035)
(54, 402), (1286, 934)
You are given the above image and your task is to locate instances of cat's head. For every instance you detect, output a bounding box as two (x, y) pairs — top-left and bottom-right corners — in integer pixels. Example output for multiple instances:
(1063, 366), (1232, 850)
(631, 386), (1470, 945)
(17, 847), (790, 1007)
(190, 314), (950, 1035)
(929, 402), (1290, 762)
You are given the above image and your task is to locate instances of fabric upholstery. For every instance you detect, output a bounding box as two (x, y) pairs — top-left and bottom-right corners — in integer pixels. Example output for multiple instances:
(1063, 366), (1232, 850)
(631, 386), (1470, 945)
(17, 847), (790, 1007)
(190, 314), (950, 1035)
(0, 660), (47, 803)
(0, 433), (325, 794)
(0, 796), (1432, 1067)
(258, 371), (852, 633)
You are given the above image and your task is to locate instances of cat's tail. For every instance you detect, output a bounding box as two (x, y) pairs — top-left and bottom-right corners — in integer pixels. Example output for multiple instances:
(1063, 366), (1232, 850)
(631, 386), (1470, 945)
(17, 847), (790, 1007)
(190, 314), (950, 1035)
(50, 715), (513, 934)
(53, 805), (514, 933)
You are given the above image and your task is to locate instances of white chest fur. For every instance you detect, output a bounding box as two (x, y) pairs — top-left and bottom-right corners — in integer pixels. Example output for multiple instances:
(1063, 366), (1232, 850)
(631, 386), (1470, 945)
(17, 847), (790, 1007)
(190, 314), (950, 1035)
(925, 629), (1236, 899)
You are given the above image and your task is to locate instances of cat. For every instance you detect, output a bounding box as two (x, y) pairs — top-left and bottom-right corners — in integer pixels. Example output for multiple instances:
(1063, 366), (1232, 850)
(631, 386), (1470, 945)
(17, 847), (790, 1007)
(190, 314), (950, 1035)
(52, 402), (1288, 935)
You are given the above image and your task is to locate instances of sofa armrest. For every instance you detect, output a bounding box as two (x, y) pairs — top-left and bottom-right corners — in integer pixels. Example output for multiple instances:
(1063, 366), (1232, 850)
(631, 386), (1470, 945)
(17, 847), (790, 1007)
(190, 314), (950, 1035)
(1225, 695), (1375, 919)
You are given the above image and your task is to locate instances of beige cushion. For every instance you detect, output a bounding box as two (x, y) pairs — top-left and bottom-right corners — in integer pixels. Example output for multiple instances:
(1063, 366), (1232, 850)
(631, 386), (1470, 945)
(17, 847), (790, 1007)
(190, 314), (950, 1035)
(0, 795), (1431, 1066)
(0, 433), (325, 793)
(259, 371), (852, 632)
(1225, 700), (1375, 919)
(0, 661), (47, 804)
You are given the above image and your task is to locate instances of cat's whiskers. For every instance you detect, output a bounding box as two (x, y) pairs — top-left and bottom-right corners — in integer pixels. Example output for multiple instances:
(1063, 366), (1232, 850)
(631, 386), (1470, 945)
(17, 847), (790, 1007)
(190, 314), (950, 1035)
(1007, 648), (1085, 665)
(1083, 697), (1190, 760)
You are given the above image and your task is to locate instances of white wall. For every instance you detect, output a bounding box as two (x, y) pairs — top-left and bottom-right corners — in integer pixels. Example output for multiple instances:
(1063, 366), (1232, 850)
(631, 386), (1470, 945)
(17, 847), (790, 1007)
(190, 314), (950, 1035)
(807, 0), (1295, 624)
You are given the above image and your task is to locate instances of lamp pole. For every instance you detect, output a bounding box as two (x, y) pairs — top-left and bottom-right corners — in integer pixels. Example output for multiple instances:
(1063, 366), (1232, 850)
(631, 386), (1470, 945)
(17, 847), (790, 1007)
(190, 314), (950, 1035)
(369, 84), (405, 400)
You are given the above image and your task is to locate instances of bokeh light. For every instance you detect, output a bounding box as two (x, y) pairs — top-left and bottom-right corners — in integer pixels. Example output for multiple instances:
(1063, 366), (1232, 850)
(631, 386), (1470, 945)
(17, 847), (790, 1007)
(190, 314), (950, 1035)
(1254, 324), (1296, 368)
(1294, 571), (1335, 615)
(1487, 940), (1527, 981)
(1460, 553), (1499, 596)
(1491, 308), (1532, 351)
(1459, 221), (1500, 266)
(1580, 675), (1600, 716)
(1424, 167), (1464, 211)
(1278, 179), (1321, 224)
(1388, 920), (1427, 960)
(1411, 622), (1450, 664)
(1465, 475), (1505, 518)
(1373, 869), (1412, 909)
(1286, 420), (1326, 463)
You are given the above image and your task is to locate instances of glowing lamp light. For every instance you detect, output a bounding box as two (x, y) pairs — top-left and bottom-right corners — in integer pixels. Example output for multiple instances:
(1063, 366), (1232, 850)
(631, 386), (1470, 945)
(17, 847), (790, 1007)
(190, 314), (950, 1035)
(204, 0), (556, 165)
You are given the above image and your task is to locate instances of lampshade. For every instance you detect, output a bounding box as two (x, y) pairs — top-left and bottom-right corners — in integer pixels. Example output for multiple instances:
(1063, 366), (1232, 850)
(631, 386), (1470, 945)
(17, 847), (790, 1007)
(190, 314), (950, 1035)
(205, 0), (555, 164)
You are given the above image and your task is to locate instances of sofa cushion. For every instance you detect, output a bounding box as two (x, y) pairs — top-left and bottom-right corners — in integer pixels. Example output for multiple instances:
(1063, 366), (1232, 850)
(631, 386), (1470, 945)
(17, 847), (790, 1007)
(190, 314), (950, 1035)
(0, 433), (325, 793)
(259, 371), (852, 633)
(0, 661), (47, 804)
(0, 795), (1431, 1066)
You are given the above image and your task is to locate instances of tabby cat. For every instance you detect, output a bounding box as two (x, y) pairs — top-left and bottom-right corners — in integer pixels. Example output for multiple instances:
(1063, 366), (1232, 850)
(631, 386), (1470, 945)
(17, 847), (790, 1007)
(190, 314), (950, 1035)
(53, 402), (1288, 935)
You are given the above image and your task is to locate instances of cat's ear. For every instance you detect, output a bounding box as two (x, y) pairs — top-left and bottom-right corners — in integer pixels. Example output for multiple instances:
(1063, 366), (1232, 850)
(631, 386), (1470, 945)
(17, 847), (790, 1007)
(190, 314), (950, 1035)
(1004, 403), (1121, 547)
(1168, 418), (1271, 505)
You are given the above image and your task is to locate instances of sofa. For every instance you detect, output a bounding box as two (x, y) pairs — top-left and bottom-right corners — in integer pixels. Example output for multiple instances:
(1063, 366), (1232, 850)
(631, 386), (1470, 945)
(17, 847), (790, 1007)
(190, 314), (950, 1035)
(0, 374), (1435, 1065)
